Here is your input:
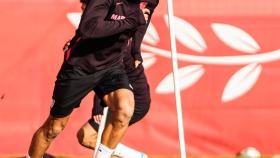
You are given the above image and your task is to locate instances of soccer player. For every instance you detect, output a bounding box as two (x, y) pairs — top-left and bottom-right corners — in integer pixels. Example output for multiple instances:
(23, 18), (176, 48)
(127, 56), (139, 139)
(26, 0), (149, 158)
(75, 0), (159, 158)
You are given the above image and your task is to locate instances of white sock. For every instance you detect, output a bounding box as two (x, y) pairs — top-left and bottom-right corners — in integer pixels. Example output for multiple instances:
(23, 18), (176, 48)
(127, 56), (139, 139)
(95, 144), (115, 158)
(113, 143), (148, 158)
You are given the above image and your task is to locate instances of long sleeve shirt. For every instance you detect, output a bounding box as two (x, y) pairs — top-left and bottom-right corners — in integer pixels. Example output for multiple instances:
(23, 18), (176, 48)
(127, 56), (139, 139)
(126, 0), (159, 63)
(66, 0), (146, 73)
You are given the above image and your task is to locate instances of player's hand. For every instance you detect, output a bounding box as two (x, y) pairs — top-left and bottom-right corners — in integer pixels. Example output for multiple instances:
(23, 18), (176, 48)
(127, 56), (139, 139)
(63, 40), (71, 53)
(93, 114), (102, 124)
(141, 8), (150, 24)
(135, 60), (142, 68)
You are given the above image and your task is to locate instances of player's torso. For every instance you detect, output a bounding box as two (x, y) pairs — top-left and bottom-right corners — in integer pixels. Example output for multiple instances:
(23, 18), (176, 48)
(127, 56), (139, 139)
(67, 0), (141, 73)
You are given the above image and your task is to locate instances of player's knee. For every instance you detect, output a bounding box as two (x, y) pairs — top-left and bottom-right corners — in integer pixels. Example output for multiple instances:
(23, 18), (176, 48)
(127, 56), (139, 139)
(114, 100), (134, 125)
(43, 124), (64, 141)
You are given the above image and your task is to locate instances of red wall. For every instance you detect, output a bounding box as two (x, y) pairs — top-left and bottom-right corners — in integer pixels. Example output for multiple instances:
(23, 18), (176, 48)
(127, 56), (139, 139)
(0, 0), (280, 156)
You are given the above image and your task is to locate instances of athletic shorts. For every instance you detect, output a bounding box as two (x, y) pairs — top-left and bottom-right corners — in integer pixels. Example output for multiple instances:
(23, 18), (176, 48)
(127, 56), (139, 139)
(88, 64), (151, 129)
(50, 62), (133, 118)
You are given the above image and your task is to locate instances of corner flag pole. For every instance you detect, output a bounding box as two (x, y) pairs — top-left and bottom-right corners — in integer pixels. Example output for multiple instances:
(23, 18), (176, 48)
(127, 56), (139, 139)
(167, 0), (187, 157)
(93, 107), (109, 158)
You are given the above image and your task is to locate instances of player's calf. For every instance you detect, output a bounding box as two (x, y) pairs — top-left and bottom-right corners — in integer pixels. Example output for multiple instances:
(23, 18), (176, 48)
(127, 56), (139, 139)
(77, 122), (98, 149)
(28, 115), (70, 158)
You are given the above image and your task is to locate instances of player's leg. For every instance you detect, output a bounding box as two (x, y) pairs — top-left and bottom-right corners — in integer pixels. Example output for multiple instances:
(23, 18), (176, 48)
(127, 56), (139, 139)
(127, 66), (151, 126)
(101, 88), (134, 148)
(77, 121), (98, 150)
(113, 66), (151, 158)
(27, 115), (70, 158)
(76, 120), (119, 158)
(87, 66), (150, 158)
(76, 95), (104, 150)
(27, 62), (96, 158)
(93, 67), (135, 158)
(78, 111), (149, 158)
(78, 86), (150, 158)
(76, 66), (149, 158)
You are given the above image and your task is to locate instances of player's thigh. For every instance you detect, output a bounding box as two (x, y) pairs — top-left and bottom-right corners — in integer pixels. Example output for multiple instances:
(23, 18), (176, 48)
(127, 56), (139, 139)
(94, 67), (134, 111)
(133, 77), (151, 109)
(51, 62), (97, 117)
(129, 77), (151, 125)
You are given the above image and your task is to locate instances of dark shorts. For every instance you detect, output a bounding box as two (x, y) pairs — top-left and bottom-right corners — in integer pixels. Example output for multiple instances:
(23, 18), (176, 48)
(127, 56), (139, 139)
(88, 64), (151, 129)
(50, 62), (132, 117)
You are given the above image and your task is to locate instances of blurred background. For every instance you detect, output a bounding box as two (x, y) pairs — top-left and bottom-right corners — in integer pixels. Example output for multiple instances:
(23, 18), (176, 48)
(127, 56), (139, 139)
(0, 0), (280, 157)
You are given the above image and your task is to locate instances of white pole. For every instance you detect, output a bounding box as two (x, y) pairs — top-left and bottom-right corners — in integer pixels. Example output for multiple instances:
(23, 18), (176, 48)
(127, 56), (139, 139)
(167, 0), (187, 157)
(93, 107), (109, 158)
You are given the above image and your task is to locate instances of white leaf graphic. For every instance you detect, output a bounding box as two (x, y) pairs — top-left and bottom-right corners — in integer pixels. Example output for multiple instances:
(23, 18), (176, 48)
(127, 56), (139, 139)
(156, 65), (205, 94)
(141, 52), (157, 69)
(67, 12), (82, 29)
(212, 23), (261, 53)
(222, 63), (262, 102)
(143, 22), (160, 45)
(164, 15), (207, 53)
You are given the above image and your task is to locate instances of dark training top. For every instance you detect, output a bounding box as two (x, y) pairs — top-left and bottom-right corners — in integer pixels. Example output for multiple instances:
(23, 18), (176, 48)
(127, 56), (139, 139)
(123, 0), (159, 72)
(65, 0), (146, 73)
(90, 0), (159, 120)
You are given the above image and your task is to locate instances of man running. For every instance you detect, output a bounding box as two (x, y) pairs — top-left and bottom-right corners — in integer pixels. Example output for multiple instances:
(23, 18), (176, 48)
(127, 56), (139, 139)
(75, 0), (159, 157)
(27, 0), (149, 158)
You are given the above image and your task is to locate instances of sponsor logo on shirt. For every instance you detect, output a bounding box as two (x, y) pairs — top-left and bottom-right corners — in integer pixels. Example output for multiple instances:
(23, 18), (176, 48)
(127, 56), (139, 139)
(111, 14), (125, 20)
